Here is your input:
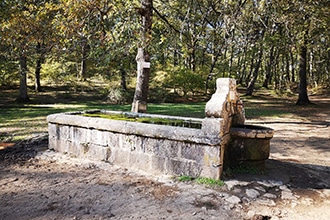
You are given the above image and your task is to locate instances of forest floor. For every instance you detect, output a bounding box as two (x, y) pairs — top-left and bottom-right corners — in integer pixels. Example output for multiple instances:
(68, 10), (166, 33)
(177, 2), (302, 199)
(0, 86), (329, 219)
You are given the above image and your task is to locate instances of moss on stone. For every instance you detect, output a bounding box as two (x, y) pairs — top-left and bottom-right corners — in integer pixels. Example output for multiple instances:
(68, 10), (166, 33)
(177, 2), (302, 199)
(83, 113), (202, 129)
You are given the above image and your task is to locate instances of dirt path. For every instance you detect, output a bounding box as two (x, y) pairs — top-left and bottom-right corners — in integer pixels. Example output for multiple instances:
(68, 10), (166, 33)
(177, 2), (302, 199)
(1, 95), (329, 220)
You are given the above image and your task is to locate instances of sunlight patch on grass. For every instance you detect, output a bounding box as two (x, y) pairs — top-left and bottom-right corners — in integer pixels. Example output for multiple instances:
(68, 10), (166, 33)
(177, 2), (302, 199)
(27, 104), (89, 109)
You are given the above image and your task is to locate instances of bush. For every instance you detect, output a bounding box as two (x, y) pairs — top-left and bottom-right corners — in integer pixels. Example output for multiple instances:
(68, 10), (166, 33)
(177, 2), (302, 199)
(152, 66), (207, 97)
(107, 87), (130, 104)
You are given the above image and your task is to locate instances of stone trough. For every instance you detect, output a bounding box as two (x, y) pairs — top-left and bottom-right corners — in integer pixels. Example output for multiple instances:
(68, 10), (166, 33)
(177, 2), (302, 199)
(47, 78), (274, 179)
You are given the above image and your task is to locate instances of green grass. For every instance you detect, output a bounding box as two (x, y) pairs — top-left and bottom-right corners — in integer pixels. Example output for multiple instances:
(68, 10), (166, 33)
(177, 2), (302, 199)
(177, 175), (224, 187)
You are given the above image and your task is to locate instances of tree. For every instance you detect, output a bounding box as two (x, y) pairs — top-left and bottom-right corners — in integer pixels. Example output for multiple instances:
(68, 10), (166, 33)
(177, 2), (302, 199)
(131, 0), (153, 113)
(1, 1), (60, 100)
(1, 2), (33, 102)
(296, 38), (311, 105)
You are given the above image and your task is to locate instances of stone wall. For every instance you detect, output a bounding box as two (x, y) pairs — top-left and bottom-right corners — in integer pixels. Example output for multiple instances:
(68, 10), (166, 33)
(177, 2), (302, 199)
(47, 113), (223, 179)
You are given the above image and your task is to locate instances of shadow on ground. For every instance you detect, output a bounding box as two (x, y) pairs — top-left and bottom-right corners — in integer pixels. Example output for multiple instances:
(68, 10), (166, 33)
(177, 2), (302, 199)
(0, 135), (48, 166)
(227, 159), (330, 190)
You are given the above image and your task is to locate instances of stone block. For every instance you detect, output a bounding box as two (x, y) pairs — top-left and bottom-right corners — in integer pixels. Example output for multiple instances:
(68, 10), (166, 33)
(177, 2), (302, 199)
(82, 143), (111, 161)
(129, 152), (151, 172)
(165, 158), (192, 176)
(201, 118), (223, 136)
(181, 143), (204, 163)
(202, 146), (221, 167)
(58, 125), (70, 140)
(150, 155), (166, 175)
(70, 127), (88, 143)
(109, 148), (130, 167)
(165, 141), (181, 158)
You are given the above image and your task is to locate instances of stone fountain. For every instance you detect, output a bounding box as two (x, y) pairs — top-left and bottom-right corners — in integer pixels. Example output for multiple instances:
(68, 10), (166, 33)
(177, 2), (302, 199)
(47, 78), (274, 179)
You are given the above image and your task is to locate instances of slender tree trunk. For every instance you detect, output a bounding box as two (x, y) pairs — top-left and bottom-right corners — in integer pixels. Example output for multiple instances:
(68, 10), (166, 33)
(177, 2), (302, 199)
(263, 46), (274, 88)
(120, 68), (127, 91)
(246, 50), (255, 86)
(206, 51), (221, 94)
(17, 54), (30, 102)
(132, 0), (152, 113)
(246, 48), (263, 96)
(238, 47), (247, 85)
(35, 57), (42, 92)
(79, 37), (89, 81)
(290, 50), (295, 82)
(35, 42), (44, 92)
(296, 44), (311, 105)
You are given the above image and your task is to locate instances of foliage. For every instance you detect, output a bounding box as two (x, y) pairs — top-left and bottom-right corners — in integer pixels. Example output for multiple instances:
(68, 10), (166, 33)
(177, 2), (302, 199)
(0, 0), (329, 101)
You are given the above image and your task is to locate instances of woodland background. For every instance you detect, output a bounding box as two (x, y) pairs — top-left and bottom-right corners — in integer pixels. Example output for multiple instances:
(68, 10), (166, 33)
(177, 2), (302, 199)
(1, 0), (329, 105)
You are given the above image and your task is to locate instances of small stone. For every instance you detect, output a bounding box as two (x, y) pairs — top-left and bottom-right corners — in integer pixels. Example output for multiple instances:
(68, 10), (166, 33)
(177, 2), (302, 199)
(279, 185), (290, 192)
(291, 201), (298, 208)
(281, 191), (297, 200)
(242, 197), (251, 204)
(225, 195), (241, 204)
(219, 192), (229, 198)
(254, 186), (266, 192)
(225, 180), (250, 190)
(232, 188), (242, 194)
(257, 180), (283, 188)
(256, 198), (276, 206)
(263, 193), (277, 199)
(300, 197), (314, 205)
(246, 189), (260, 199)
(223, 203), (234, 210)
(245, 210), (255, 219)
(225, 180), (240, 190)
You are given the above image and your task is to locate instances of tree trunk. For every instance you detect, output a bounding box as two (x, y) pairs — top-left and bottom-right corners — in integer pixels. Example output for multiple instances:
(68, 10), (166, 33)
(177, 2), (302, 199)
(35, 57), (42, 92)
(120, 68), (127, 91)
(35, 43), (44, 92)
(79, 37), (89, 81)
(290, 50), (295, 82)
(296, 44), (311, 105)
(131, 0), (152, 113)
(263, 46), (274, 88)
(17, 54), (30, 102)
(246, 48), (263, 96)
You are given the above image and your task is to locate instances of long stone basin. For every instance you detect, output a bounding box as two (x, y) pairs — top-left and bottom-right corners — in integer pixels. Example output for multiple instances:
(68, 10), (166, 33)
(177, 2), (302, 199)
(47, 110), (224, 179)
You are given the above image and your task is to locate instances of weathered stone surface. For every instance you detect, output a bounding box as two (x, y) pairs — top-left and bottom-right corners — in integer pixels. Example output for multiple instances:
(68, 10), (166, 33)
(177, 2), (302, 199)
(256, 198), (276, 206)
(254, 186), (266, 193)
(225, 195), (241, 204)
(225, 180), (250, 191)
(201, 118), (223, 136)
(205, 78), (237, 118)
(263, 193), (277, 199)
(246, 189), (261, 199)
(281, 190), (297, 200)
(257, 180), (283, 188)
(48, 119), (222, 179)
